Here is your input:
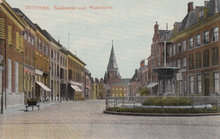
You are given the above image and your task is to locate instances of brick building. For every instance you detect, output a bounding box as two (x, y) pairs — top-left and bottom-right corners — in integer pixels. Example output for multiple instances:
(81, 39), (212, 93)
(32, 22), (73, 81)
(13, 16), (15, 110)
(147, 22), (171, 94)
(130, 60), (149, 96)
(167, 0), (220, 96)
(104, 41), (130, 97)
(34, 24), (51, 102)
(0, 1), (25, 107)
(13, 8), (36, 99)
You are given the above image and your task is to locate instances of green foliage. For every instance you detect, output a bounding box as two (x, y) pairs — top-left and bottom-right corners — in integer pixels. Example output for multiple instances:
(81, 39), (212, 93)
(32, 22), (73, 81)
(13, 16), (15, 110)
(106, 107), (219, 114)
(138, 87), (150, 96)
(142, 97), (192, 106)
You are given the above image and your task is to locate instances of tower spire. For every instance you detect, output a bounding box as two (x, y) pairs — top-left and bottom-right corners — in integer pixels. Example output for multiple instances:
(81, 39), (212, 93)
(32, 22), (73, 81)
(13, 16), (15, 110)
(107, 40), (118, 70)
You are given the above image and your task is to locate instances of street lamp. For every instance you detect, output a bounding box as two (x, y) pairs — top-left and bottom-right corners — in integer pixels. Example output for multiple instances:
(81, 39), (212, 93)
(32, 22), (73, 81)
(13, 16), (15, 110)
(0, 54), (5, 114)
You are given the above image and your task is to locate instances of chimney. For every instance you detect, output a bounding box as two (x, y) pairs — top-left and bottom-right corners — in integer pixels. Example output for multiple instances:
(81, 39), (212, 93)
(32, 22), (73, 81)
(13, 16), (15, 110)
(154, 21), (159, 34)
(188, 2), (194, 13)
(140, 60), (145, 68)
(204, 1), (209, 7)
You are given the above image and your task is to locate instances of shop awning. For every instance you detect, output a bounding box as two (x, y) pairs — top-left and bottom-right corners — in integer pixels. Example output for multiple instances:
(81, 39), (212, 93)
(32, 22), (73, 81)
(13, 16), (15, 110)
(147, 82), (158, 88)
(36, 81), (51, 92)
(71, 85), (83, 92)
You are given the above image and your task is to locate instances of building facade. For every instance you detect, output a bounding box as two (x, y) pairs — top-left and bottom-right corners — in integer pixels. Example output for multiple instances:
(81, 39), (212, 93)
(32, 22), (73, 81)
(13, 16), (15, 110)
(0, 1), (25, 107)
(34, 25), (50, 102)
(147, 22), (171, 95)
(168, 1), (220, 96)
(67, 51), (86, 100)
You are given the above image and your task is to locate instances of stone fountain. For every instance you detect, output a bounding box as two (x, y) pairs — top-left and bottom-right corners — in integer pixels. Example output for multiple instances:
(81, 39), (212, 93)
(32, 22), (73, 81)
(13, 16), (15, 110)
(153, 41), (179, 96)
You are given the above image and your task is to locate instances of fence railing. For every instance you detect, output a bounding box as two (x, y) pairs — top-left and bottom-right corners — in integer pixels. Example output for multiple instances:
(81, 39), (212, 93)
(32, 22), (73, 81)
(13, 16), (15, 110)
(105, 96), (220, 112)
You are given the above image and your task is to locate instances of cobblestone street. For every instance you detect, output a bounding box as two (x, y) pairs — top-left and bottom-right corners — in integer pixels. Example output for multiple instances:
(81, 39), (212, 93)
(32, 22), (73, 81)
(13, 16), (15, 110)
(0, 100), (220, 139)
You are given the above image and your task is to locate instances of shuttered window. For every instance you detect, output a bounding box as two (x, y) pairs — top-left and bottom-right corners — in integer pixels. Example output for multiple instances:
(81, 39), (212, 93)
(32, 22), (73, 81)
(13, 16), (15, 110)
(0, 18), (5, 39)
(8, 25), (12, 46)
(20, 35), (24, 53)
(19, 63), (24, 93)
(16, 32), (20, 50)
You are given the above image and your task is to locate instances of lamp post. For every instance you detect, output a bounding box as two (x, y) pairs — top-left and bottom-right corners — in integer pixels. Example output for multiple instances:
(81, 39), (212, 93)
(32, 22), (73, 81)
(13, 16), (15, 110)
(0, 54), (5, 114)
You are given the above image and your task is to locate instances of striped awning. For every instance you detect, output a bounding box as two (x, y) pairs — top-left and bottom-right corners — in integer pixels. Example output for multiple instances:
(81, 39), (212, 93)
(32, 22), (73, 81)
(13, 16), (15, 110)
(36, 81), (51, 92)
(71, 85), (83, 92)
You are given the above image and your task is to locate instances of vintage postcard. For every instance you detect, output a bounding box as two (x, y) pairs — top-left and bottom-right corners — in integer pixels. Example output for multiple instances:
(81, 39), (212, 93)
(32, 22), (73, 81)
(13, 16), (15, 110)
(0, 0), (220, 139)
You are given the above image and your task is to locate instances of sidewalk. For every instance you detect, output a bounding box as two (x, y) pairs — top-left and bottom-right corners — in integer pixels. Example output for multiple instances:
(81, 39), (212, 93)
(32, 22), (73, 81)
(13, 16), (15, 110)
(1, 101), (60, 115)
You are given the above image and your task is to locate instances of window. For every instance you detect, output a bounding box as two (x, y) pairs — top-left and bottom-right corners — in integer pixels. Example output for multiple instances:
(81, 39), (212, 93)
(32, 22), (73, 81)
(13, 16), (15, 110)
(31, 36), (35, 46)
(203, 31), (209, 44)
(196, 34), (201, 47)
(212, 27), (219, 42)
(51, 50), (53, 58)
(195, 52), (201, 68)
(188, 37), (193, 50)
(189, 75), (194, 94)
(203, 49), (209, 67)
(16, 32), (20, 50)
(177, 43), (181, 54)
(188, 54), (193, 70)
(182, 40), (186, 52)
(8, 25), (12, 46)
(7, 58), (12, 93)
(214, 72), (219, 94)
(0, 18), (5, 39)
(199, 10), (204, 21)
(172, 61), (176, 67)
(23, 31), (27, 40)
(173, 45), (176, 56)
(177, 59), (181, 68)
(196, 74), (202, 94)
(182, 57), (186, 68)
(169, 46), (173, 57)
(212, 47), (219, 66)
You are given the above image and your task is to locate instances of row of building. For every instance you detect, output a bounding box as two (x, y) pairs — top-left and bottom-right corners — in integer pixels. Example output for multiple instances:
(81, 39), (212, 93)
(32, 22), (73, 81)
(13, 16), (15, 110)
(0, 0), (93, 108)
(131, 0), (220, 96)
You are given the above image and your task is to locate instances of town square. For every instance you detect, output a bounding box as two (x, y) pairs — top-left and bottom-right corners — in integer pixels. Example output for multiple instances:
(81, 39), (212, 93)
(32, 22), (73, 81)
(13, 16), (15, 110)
(1, 0), (220, 138)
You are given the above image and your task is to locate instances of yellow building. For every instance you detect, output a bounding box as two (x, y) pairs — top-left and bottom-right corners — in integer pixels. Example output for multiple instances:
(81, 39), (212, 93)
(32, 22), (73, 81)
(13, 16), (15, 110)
(67, 51), (86, 100)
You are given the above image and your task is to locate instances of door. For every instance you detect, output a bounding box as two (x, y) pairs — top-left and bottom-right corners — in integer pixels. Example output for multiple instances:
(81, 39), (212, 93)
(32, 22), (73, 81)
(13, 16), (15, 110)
(204, 73), (210, 96)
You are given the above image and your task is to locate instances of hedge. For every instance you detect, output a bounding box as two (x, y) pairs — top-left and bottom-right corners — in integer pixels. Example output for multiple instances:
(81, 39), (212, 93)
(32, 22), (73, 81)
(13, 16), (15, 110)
(106, 107), (219, 114)
(142, 97), (192, 106)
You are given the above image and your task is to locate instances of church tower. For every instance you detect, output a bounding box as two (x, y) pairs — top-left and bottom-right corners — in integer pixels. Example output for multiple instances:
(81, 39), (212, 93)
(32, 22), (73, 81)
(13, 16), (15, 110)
(104, 40), (121, 84)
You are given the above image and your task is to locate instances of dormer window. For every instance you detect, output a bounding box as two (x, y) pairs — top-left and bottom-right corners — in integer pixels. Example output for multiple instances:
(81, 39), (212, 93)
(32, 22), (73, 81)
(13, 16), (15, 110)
(199, 10), (204, 21)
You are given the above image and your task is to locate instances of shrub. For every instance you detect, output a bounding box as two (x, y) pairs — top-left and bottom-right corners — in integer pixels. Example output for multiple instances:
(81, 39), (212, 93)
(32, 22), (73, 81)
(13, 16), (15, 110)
(138, 87), (150, 96)
(142, 97), (192, 106)
(106, 107), (219, 114)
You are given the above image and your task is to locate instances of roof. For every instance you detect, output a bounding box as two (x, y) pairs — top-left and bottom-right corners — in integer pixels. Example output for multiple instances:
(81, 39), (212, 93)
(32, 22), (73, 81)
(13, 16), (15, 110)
(130, 70), (138, 82)
(175, 0), (220, 33)
(112, 78), (131, 86)
(12, 8), (36, 30)
(107, 41), (118, 70)
(67, 50), (86, 66)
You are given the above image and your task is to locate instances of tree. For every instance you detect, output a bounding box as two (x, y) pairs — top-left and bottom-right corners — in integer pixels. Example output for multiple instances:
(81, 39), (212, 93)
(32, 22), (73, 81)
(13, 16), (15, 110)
(138, 87), (150, 96)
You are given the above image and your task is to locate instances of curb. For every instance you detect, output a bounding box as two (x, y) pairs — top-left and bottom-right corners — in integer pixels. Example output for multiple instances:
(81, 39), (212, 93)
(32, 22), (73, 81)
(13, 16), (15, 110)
(103, 110), (220, 117)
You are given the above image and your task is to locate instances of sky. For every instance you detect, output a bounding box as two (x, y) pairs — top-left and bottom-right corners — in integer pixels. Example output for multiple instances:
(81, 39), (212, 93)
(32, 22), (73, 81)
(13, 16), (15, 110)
(6, 0), (204, 79)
